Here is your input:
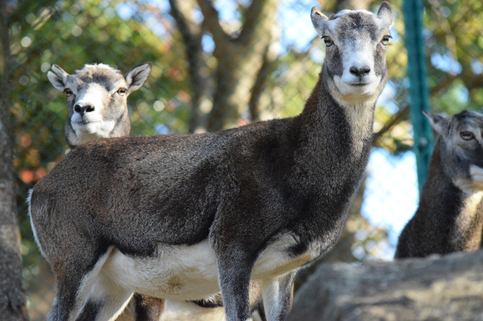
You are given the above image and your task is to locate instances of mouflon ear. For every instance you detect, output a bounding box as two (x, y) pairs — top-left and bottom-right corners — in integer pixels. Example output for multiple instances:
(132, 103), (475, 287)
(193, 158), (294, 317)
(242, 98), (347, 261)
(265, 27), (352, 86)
(377, 1), (394, 28)
(311, 7), (329, 37)
(47, 64), (69, 92)
(423, 111), (448, 136)
(125, 62), (152, 94)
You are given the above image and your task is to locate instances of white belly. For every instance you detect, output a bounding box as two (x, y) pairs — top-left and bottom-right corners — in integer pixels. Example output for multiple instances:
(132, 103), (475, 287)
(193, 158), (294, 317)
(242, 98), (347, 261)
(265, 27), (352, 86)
(101, 235), (321, 301)
(102, 240), (220, 300)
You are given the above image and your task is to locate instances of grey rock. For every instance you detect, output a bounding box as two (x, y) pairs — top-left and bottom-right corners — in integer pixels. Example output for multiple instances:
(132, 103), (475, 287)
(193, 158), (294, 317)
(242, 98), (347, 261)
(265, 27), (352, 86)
(288, 251), (483, 321)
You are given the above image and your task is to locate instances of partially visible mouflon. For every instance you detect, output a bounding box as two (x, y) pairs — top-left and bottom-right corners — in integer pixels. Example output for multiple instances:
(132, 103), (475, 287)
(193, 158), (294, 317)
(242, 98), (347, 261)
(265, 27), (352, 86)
(396, 110), (483, 259)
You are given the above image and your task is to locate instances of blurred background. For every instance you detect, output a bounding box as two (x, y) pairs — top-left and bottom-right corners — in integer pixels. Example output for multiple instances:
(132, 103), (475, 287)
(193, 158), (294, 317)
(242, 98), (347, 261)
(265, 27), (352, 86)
(4, 0), (483, 319)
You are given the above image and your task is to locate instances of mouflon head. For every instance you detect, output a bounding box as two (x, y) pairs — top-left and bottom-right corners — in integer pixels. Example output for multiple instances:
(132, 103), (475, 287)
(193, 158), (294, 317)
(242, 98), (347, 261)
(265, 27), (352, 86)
(425, 110), (483, 190)
(47, 62), (151, 145)
(311, 2), (394, 103)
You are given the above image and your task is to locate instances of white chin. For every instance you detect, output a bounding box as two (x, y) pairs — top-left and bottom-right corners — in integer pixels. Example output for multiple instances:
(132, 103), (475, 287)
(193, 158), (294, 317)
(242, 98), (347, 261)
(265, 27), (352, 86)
(73, 122), (101, 134)
(347, 84), (375, 96)
(334, 76), (380, 98)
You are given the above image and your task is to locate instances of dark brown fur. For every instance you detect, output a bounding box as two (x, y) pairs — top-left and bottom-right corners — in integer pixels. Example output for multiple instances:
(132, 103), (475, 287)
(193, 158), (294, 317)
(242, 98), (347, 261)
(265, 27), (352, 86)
(396, 111), (483, 258)
(31, 4), (394, 320)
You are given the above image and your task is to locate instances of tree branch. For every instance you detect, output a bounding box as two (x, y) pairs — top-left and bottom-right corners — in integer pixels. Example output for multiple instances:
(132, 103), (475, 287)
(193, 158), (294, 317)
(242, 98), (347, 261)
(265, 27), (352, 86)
(169, 0), (209, 133)
(169, 0), (199, 43)
(334, 0), (375, 11)
(373, 66), (483, 147)
(248, 47), (273, 121)
(372, 105), (409, 146)
(237, 0), (279, 45)
(460, 72), (483, 91)
(197, 0), (228, 45)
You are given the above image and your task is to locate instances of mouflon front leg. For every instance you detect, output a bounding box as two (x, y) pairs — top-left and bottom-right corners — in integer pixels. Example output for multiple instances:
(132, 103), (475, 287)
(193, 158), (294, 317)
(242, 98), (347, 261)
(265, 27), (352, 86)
(217, 249), (255, 321)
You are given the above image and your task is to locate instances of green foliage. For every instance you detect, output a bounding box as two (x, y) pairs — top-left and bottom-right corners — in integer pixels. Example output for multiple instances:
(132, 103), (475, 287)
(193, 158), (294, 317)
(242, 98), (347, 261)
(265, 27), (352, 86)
(430, 79), (471, 114)
(424, 0), (483, 114)
(266, 51), (320, 119)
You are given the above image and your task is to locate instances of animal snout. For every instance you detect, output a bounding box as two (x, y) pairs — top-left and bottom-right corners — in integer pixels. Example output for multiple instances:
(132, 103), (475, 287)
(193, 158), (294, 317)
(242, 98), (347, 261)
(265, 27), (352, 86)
(74, 103), (95, 115)
(349, 65), (371, 78)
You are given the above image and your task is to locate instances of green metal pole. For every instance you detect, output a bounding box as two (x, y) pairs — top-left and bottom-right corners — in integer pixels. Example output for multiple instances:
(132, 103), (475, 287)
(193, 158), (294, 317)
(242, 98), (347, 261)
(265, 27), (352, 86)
(403, 0), (434, 192)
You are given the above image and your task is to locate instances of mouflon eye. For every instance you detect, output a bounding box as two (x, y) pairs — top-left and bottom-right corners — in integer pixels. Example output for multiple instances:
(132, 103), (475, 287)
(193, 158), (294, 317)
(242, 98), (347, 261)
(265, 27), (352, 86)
(117, 87), (128, 95)
(381, 35), (392, 46)
(322, 36), (334, 47)
(64, 88), (73, 96)
(460, 131), (474, 140)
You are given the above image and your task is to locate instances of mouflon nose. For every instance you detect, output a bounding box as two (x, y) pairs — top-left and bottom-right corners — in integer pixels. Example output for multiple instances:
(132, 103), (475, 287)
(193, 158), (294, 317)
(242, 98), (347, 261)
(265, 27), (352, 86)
(74, 103), (95, 115)
(349, 65), (371, 78)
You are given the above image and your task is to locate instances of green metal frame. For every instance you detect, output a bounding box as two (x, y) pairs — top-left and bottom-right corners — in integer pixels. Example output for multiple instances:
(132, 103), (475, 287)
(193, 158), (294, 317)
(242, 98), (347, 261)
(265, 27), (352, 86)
(403, 0), (434, 192)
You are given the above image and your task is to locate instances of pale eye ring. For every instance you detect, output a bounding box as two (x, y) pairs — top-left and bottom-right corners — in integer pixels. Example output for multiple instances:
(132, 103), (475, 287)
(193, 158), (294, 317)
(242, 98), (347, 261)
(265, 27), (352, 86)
(460, 131), (474, 140)
(381, 35), (392, 45)
(117, 87), (127, 95)
(322, 36), (334, 47)
(64, 88), (73, 96)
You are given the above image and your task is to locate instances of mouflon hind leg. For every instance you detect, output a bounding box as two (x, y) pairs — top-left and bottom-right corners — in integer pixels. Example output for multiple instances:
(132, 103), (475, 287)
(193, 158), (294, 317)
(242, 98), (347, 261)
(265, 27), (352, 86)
(76, 275), (134, 321)
(130, 293), (165, 321)
(47, 258), (100, 321)
(261, 271), (296, 321)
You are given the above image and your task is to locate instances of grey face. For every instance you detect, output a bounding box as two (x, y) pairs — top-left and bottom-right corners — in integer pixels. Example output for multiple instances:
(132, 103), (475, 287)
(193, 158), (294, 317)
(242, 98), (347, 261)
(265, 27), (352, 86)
(311, 2), (394, 102)
(426, 110), (483, 190)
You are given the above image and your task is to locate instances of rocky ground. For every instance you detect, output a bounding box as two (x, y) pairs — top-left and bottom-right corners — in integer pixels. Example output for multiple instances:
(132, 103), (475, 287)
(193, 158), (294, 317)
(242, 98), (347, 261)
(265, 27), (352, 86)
(288, 250), (483, 321)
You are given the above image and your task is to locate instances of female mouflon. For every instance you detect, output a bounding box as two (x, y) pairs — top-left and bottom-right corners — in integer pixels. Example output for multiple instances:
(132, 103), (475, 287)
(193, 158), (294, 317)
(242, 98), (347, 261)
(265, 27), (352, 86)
(30, 3), (394, 321)
(48, 62), (266, 321)
(396, 110), (483, 258)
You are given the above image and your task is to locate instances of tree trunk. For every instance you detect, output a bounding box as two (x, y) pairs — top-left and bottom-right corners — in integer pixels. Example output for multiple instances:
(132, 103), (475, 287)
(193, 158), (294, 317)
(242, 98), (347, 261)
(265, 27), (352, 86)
(170, 0), (280, 133)
(0, 0), (29, 319)
(206, 0), (279, 131)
